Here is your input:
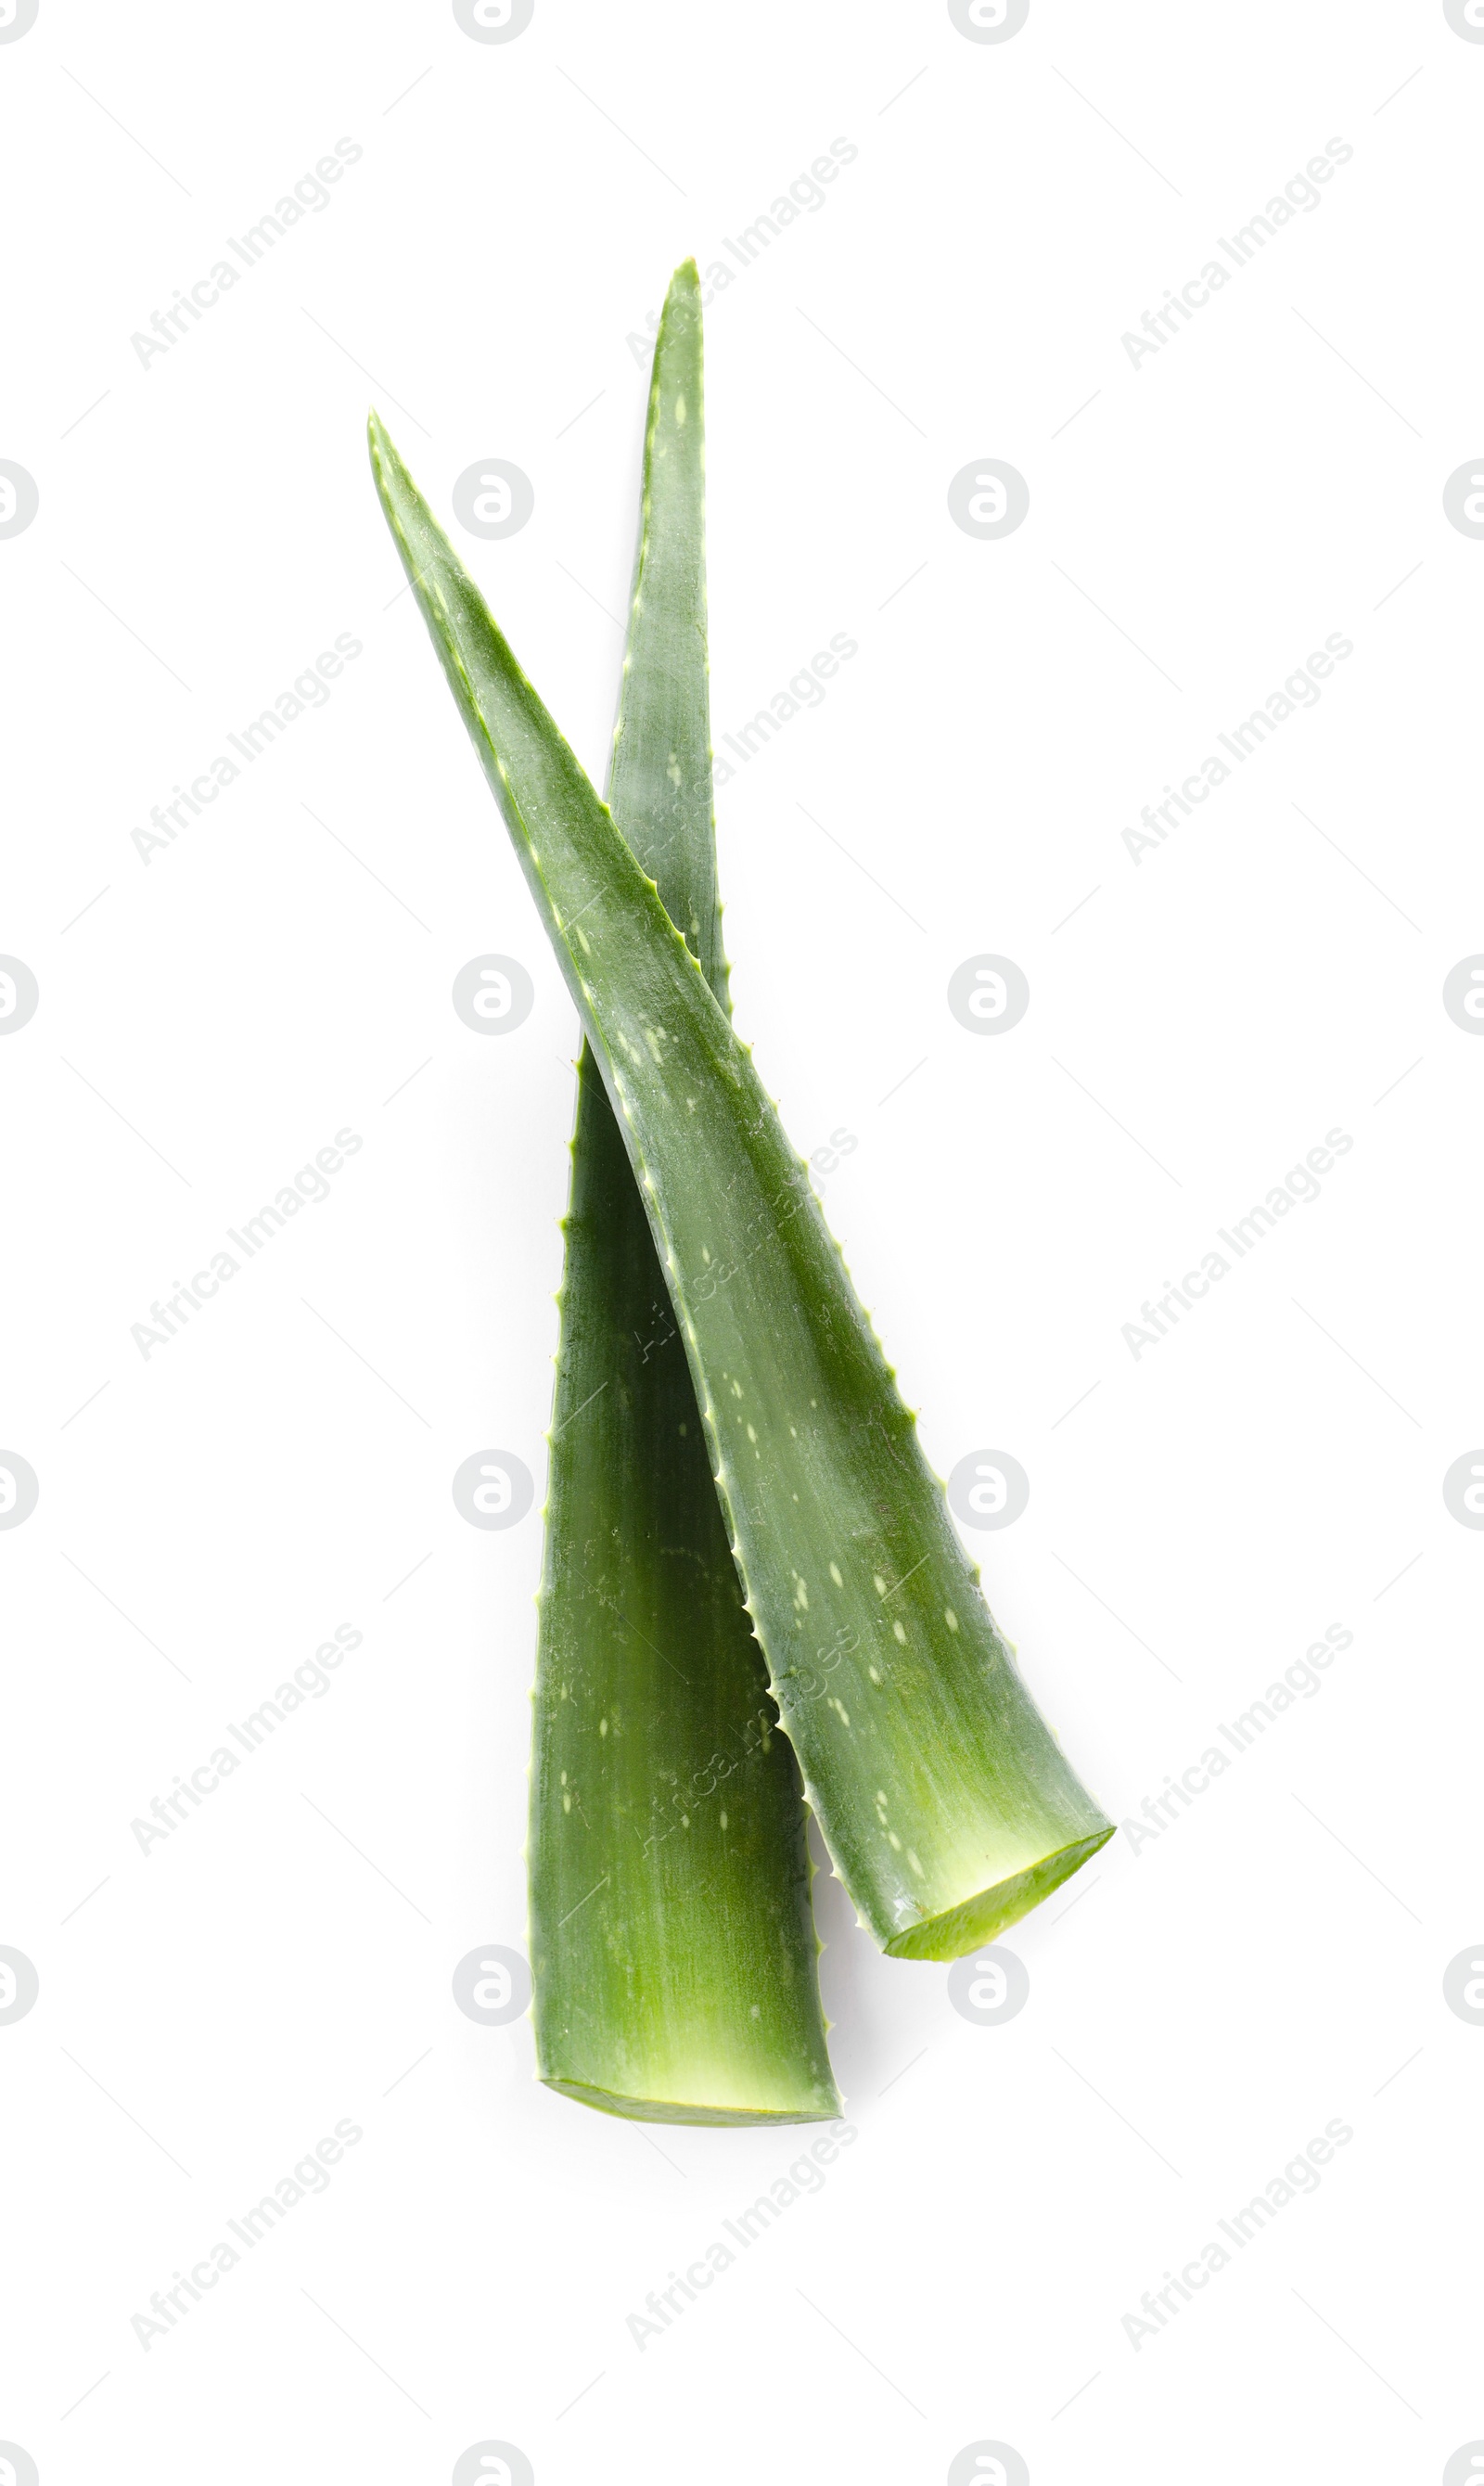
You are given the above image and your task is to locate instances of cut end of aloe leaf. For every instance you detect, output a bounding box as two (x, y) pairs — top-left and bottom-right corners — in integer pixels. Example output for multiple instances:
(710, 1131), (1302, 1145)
(541, 2076), (841, 2129)
(881, 1825), (1116, 1962)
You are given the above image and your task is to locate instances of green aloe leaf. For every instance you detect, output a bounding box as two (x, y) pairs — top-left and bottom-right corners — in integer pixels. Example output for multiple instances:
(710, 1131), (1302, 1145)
(527, 264), (838, 2123)
(369, 361), (1112, 1964)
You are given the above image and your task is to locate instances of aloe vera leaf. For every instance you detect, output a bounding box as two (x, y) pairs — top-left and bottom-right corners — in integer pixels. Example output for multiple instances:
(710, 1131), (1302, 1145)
(526, 265), (838, 2122)
(368, 414), (1114, 1965)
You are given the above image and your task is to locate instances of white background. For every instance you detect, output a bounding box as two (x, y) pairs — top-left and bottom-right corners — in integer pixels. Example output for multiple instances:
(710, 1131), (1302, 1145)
(2, 2), (1482, 2480)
